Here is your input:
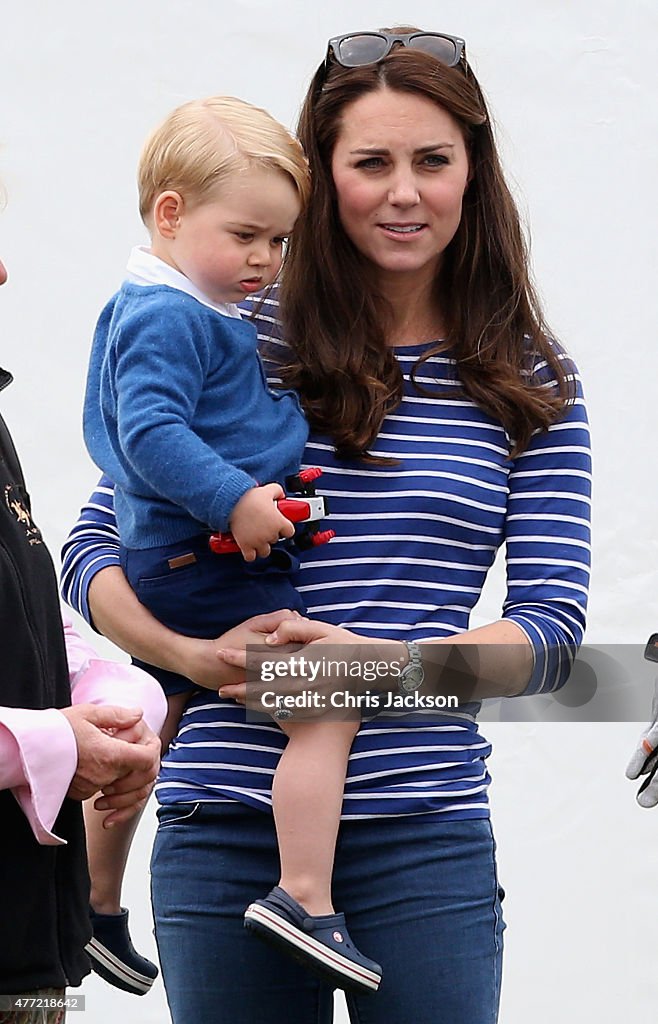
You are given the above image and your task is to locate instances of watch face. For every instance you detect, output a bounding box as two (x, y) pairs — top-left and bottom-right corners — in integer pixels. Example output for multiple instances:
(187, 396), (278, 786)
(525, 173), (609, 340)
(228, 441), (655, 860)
(400, 666), (424, 693)
(399, 642), (425, 693)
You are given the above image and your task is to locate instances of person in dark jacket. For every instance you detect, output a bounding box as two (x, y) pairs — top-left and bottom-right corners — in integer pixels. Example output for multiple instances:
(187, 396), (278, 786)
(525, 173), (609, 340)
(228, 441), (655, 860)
(0, 250), (166, 1021)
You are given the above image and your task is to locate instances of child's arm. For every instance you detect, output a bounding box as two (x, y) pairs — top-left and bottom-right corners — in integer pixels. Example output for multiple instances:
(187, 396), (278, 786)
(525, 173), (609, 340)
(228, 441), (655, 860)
(85, 299), (256, 533)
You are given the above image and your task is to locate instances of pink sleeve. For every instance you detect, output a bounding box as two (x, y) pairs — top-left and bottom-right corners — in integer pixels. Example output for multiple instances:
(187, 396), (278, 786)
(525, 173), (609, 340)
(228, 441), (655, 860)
(62, 609), (168, 734)
(0, 707), (78, 846)
(0, 611), (167, 848)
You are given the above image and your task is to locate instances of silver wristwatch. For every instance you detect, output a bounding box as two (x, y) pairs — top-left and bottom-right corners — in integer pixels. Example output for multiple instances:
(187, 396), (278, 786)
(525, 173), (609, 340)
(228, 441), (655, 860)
(398, 641), (424, 694)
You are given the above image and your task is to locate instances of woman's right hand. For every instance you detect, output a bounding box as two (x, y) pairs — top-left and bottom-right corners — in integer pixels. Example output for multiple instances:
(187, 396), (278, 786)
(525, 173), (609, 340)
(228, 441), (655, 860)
(175, 609), (305, 690)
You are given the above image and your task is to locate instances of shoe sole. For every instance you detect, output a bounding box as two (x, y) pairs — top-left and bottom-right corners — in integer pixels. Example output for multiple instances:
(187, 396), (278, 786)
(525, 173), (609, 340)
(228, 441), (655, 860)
(244, 903), (381, 993)
(85, 937), (156, 996)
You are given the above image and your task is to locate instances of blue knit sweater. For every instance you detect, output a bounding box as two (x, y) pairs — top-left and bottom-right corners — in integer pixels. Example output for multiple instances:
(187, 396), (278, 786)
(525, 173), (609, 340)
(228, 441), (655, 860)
(83, 283), (308, 548)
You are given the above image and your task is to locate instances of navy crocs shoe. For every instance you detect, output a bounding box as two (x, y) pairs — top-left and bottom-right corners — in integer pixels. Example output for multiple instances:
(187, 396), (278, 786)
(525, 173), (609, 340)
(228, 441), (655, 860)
(86, 907), (159, 995)
(244, 886), (382, 994)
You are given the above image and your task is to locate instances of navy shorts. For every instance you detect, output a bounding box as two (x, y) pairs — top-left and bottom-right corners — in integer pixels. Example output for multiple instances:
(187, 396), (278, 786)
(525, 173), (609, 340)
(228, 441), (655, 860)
(121, 534), (305, 695)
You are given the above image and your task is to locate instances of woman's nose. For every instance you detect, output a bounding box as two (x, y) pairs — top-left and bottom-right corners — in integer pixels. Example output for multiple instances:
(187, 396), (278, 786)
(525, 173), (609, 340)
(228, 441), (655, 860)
(387, 173), (420, 207)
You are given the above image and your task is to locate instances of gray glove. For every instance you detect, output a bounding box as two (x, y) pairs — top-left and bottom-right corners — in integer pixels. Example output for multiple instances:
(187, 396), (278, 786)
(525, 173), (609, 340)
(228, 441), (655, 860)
(626, 679), (658, 808)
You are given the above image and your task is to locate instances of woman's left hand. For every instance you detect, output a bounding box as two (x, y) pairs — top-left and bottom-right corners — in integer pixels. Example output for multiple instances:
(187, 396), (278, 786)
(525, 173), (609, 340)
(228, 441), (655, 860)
(217, 617), (401, 717)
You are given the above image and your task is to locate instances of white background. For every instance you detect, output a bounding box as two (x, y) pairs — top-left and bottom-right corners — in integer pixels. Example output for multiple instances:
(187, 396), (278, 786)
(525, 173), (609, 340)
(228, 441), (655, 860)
(1, 1), (657, 1021)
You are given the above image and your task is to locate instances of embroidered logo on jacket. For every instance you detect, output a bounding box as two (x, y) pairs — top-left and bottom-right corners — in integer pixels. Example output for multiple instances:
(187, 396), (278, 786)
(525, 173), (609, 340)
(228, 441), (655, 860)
(4, 484), (42, 545)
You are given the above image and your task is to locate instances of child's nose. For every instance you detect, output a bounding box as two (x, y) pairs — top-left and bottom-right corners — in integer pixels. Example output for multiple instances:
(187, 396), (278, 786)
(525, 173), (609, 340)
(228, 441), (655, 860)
(247, 244), (271, 267)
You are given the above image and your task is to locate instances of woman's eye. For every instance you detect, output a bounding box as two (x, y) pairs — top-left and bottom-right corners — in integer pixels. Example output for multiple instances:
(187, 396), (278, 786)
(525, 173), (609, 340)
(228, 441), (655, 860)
(355, 157), (385, 169)
(421, 154), (449, 168)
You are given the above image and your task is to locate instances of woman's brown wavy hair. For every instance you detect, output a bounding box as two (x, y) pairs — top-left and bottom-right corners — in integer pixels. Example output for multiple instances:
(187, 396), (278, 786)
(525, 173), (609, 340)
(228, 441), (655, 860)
(278, 34), (573, 461)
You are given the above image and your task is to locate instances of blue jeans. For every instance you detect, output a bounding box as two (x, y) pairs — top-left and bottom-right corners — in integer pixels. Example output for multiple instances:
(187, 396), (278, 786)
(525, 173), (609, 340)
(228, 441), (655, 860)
(151, 802), (505, 1023)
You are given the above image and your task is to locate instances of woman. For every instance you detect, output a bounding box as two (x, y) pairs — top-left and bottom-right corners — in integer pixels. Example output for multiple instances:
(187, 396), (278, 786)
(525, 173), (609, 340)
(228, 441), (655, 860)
(61, 27), (591, 1024)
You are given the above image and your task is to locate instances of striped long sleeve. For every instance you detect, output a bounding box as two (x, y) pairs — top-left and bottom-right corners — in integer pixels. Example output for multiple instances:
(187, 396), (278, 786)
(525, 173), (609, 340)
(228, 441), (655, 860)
(60, 298), (591, 821)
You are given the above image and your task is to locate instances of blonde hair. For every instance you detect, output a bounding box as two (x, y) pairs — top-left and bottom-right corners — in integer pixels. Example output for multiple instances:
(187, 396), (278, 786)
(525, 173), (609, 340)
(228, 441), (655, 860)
(138, 95), (310, 224)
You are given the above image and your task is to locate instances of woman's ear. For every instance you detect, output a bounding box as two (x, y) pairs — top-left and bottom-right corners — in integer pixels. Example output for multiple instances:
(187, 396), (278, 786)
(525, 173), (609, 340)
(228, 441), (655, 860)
(152, 191), (184, 239)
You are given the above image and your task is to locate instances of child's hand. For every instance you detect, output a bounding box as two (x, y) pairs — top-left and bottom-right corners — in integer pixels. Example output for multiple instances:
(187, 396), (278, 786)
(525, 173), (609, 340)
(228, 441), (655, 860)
(229, 484), (296, 561)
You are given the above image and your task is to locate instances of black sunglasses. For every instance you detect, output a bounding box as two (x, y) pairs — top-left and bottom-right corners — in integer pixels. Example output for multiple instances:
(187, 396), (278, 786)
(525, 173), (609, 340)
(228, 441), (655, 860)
(326, 30), (466, 70)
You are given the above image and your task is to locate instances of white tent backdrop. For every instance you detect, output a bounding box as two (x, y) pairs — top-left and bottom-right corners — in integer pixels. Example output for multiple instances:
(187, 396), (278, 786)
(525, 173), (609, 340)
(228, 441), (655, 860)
(1, 1), (657, 1021)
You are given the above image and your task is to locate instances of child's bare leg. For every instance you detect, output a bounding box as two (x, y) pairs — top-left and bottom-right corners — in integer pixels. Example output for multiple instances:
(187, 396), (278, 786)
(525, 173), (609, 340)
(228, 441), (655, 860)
(85, 691), (188, 913)
(159, 690), (190, 754)
(272, 719), (359, 916)
(246, 719), (383, 992)
(84, 802), (142, 914)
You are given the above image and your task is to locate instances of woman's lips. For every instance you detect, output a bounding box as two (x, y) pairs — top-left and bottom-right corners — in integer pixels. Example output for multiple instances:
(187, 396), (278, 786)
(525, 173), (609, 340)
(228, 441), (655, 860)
(378, 223), (426, 239)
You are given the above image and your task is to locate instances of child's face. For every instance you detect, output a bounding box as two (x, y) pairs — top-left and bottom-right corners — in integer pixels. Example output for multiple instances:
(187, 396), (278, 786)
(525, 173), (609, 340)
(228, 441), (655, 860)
(158, 165), (301, 305)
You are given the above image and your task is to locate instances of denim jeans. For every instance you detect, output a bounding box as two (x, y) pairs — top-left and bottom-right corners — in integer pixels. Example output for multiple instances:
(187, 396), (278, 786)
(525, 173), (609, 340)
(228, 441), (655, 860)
(151, 801), (505, 1023)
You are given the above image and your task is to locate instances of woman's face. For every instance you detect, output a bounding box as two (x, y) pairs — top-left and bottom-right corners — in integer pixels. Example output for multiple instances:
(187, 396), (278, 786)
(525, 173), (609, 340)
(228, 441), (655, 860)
(331, 87), (470, 290)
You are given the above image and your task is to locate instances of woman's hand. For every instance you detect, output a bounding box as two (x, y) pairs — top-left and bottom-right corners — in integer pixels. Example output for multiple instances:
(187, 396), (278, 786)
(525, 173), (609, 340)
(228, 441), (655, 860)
(218, 617), (401, 720)
(261, 617), (373, 649)
(218, 616), (377, 679)
(218, 616), (536, 711)
(177, 609), (305, 690)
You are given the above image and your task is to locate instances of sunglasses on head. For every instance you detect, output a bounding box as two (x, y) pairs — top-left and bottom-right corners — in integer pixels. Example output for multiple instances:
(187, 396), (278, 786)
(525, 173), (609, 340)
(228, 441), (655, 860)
(325, 30), (466, 70)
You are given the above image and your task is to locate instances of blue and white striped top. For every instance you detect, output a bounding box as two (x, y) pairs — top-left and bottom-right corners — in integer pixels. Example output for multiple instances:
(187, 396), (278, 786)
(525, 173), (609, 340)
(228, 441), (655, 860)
(61, 291), (591, 821)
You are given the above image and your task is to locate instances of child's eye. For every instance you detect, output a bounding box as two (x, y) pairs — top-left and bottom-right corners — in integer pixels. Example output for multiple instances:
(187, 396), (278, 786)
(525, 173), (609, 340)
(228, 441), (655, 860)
(234, 232), (254, 242)
(272, 237), (288, 248)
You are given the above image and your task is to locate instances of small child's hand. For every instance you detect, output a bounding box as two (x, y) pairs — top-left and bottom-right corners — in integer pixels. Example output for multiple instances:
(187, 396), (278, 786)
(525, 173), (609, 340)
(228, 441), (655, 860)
(229, 484), (296, 561)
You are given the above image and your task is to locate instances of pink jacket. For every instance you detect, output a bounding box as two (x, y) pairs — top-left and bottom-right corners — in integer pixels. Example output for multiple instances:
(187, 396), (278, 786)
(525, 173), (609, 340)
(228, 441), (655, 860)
(0, 610), (167, 845)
